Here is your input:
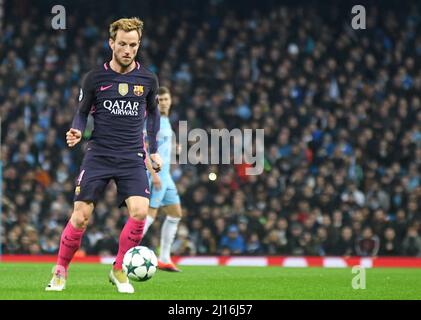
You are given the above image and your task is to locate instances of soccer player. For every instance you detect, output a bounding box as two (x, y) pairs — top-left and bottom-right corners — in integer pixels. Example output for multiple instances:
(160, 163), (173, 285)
(142, 87), (182, 272)
(45, 17), (162, 294)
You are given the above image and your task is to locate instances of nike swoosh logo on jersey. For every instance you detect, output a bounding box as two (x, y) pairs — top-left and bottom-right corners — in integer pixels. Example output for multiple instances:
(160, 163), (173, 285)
(100, 84), (113, 91)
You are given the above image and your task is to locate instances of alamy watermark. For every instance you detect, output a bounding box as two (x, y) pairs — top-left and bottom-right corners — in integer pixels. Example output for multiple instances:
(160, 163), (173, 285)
(170, 121), (264, 176)
(51, 5), (66, 30)
(351, 5), (366, 30)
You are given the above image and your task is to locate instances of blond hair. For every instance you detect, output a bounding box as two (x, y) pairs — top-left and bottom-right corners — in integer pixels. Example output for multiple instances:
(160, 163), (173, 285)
(109, 17), (144, 41)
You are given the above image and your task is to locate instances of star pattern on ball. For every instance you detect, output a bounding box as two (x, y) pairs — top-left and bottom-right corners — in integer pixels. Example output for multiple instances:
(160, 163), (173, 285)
(126, 262), (137, 276)
(141, 257), (152, 271)
(130, 247), (141, 258)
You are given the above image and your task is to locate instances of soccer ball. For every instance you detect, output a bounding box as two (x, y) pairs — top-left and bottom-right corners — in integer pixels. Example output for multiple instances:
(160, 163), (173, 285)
(122, 246), (158, 281)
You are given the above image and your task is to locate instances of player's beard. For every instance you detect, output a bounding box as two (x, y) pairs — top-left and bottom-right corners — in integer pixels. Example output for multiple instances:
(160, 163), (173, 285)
(115, 53), (134, 68)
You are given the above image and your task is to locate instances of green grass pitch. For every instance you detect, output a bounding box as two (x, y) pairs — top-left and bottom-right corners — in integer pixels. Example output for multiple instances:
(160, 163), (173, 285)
(0, 263), (420, 300)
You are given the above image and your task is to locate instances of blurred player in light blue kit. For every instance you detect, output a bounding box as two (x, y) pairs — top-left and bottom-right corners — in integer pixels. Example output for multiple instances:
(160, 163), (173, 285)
(143, 86), (182, 272)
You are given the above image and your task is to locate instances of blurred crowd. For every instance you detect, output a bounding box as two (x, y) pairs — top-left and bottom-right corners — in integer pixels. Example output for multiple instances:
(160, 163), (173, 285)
(1, 0), (421, 257)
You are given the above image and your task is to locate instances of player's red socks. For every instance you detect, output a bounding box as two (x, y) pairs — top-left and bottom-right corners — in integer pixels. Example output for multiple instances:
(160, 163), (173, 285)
(114, 217), (145, 270)
(56, 221), (85, 277)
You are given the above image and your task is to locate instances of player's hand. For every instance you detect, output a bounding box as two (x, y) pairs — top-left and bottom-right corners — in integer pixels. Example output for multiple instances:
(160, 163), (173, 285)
(149, 153), (162, 173)
(66, 128), (82, 147)
(152, 174), (162, 191)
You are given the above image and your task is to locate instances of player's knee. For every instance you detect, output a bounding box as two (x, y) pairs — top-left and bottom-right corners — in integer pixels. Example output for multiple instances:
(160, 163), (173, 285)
(171, 209), (182, 219)
(129, 205), (148, 221)
(167, 205), (182, 219)
(70, 209), (90, 229)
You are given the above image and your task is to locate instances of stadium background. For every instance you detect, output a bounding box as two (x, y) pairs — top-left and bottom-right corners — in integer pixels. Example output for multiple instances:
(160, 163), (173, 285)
(1, 0), (421, 263)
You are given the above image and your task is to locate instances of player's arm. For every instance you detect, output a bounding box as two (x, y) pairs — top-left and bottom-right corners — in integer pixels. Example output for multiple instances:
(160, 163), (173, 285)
(146, 74), (162, 170)
(67, 71), (95, 147)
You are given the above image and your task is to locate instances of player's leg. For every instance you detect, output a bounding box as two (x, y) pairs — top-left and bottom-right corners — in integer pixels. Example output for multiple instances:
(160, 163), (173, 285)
(46, 153), (110, 291)
(58, 201), (94, 271)
(158, 180), (182, 271)
(114, 195), (149, 270)
(46, 201), (94, 291)
(108, 195), (148, 293)
(110, 165), (150, 293)
(158, 203), (182, 272)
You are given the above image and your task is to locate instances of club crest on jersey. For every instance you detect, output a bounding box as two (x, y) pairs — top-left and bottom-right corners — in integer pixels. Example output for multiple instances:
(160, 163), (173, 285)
(133, 85), (144, 96)
(75, 186), (81, 196)
(118, 83), (129, 96)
